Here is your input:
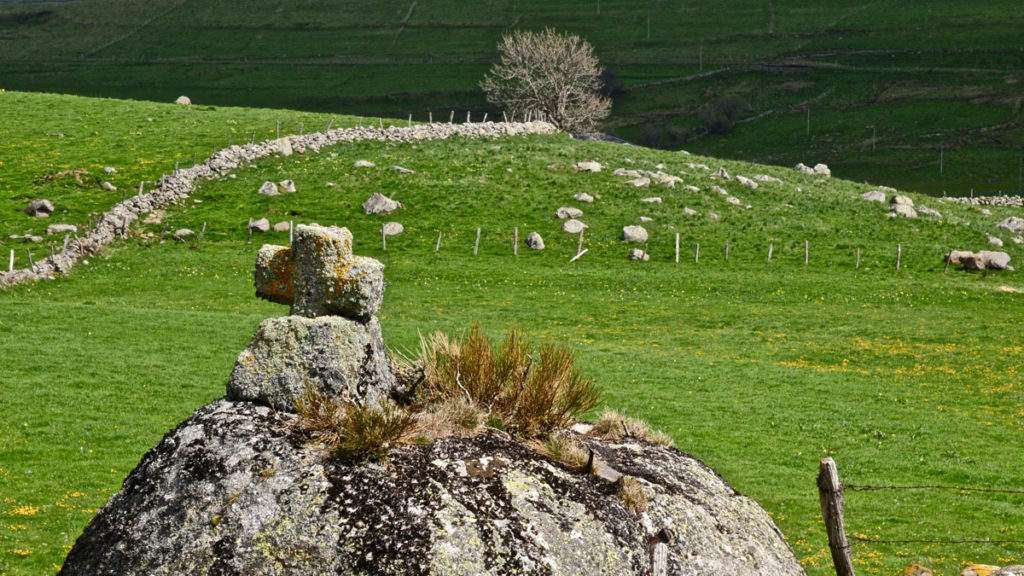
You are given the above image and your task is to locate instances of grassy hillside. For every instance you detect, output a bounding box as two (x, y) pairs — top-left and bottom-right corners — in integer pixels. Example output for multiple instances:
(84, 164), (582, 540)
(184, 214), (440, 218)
(2, 92), (1024, 576)
(1, 0), (1023, 196)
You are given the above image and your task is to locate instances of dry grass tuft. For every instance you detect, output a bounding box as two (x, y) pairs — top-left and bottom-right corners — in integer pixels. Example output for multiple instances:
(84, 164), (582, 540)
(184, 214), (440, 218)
(529, 432), (590, 470)
(292, 385), (414, 461)
(616, 475), (649, 514)
(592, 408), (674, 447)
(417, 325), (599, 437)
(412, 397), (486, 440)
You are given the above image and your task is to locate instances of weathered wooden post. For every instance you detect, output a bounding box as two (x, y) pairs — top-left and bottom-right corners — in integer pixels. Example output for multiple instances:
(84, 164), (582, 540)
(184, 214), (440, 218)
(276, 120), (280, 139)
(8, 249), (13, 272)
(695, 243), (700, 263)
(378, 117), (384, 130)
(855, 248), (861, 269)
(482, 113), (488, 123)
(251, 131), (256, 145)
(767, 243), (774, 264)
(675, 233), (680, 263)
(246, 219), (253, 245)
(449, 110), (454, 124)
(513, 227), (519, 256)
(943, 250), (951, 274)
(138, 182), (144, 197)
(289, 221), (294, 246)
(435, 231), (442, 253)
(577, 229), (585, 255)
(466, 111), (471, 123)
(725, 242), (729, 262)
(474, 227), (481, 255)
(197, 222), (207, 244)
(818, 458), (856, 576)
(804, 240), (809, 265)
(896, 244), (902, 270)
(26, 249), (34, 269)
(408, 114), (412, 127)
(381, 225), (387, 251)
(326, 119), (333, 132)
(428, 112), (433, 124)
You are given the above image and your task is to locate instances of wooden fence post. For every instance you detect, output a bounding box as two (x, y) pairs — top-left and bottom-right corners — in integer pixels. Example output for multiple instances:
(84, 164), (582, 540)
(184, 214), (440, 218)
(943, 250), (951, 274)
(675, 233), (680, 263)
(896, 244), (902, 270)
(855, 248), (861, 269)
(435, 231), (442, 253)
(26, 249), (34, 269)
(381, 225), (387, 251)
(804, 240), (809, 265)
(513, 227), (519, 256)
(818, 458), (856, 576)
(695, 243), (700, 263)
(9, 249), (14, 272)
(449, 110), (454, 124)
(725, 242), (729, 262)
(197, 222), (207, 244)
(474, 227), (481, 255)
(289, 221), (294, 245)
(577, 229), (585, 255)
(767, 243), (774, 264)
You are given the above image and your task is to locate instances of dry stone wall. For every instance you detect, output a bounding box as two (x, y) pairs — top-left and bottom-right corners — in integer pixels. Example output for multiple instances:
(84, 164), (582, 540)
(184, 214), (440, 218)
(0, 121), (557, 288)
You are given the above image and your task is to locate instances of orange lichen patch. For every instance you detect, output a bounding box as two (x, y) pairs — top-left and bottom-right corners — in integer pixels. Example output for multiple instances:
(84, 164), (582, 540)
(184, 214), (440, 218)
(256, 247), (295, 304)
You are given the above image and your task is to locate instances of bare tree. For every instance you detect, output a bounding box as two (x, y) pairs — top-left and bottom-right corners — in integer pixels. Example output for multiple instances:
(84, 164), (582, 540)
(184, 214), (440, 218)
(480, 28), (612, 133)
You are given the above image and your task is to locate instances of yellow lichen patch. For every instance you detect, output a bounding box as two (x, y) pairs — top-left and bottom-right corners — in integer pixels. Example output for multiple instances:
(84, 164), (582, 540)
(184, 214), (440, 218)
(257, 247), (295, 304)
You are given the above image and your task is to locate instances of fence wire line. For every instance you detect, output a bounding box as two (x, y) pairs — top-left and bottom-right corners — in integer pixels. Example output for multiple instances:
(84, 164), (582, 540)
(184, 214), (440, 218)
(854, 536), (1024, 545)
(844, 482), (1024, 495)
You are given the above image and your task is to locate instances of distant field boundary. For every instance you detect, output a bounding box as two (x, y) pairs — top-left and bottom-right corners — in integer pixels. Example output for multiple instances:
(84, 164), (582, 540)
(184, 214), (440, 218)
(0, 119), (557, 288)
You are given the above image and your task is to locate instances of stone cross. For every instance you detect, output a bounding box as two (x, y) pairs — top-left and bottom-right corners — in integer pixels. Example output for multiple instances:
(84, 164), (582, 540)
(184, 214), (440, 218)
(254, 224), (385, 320)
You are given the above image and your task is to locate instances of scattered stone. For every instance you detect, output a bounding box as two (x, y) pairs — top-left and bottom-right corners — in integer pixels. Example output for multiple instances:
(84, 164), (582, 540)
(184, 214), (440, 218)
(813, 163), (831, 177)
(890, 204), (918, 219)
(258, 181), (280, 196)
(248, 218), (270, 233)
(143, 210), (164, 225)
(556, 206), (584, 219)
(993, 566), (1024, 576)
(683, 207), (698, 216)
(278, 179), (296, 193)
(653, 173), (684, 188)
(27, 235), (43, 243)
(381, 222), (404, 236)
(979, 207), (993, 215)
(103, 166), (116, 175)
(46, 224), (77, 236)
(980, 251), (1012, 270)
(918, 206), (942, 218)
(736, 175), (758, 189)
(628, 248), (650, 261)
(639, 216), (653, 223)
(562, 219), (588, 234)
(988, 235), (1004, 247)
(573, 192), (594, 203)
(961, 564), (1002, 576)
(273, 221), (291, 232)
(997, 216), (1024, 234)
(640, 197), (662, 204)
(362, 193), (402, 215)
(688, 162), (710, 171)
(861, 190), (887, 203)
(101, 181), (117, 192)
(684, 185), (700, 192)
(712, 167), (731, 180)
(174, 95), (191, 105)
(23, 199), (54, 218)
(613, 168), (641, 178)
(1014, 236), (1024, 245)
(526, 231), (544, 250)
(754, 174), (782, 183)
(892, 194), (914, 207)
(627, 177), (651, 188)
(711, 185), (728, 196)
(391, 165), (415, 174)
(174, 228), (195, 238)
(622, 225), (648, 243)
(574, 161), (602, 172)
(324, 182), (335, 187)
(708, 212), (720, 220)
(726, 196), (743, 206)
(794, 163), (815, 175)
(354, 160), (375, 168)
(902, 564), (932, 576)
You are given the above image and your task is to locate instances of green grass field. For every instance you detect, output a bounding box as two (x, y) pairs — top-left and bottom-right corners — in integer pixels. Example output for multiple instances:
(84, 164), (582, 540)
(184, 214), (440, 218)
(1, 0), (1023, 195)
(2, 92), (1024, 576)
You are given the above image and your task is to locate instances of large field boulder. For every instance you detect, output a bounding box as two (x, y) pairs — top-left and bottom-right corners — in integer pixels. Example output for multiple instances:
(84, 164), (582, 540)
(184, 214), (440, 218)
(59, 400), (805, 576)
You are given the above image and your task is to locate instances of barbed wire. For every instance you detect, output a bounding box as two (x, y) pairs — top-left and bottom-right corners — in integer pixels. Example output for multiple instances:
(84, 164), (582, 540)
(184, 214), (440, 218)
(854, 536), (1024, 545)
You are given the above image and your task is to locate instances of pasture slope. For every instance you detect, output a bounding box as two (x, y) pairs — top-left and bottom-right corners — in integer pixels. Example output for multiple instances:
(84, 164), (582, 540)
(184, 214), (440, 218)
(1, 92), (1024, 576)
(1, 0), (1024, 195)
